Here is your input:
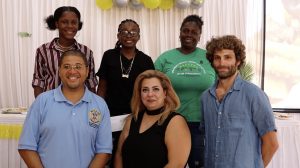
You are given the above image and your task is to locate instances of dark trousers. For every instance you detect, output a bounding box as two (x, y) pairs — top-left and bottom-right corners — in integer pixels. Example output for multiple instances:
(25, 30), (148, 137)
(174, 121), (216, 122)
(108, 131), (121, 168)
(187, 122), (205, 168)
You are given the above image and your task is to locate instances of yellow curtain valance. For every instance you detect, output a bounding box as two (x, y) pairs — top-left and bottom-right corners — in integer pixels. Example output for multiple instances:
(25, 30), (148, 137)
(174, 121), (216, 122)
(0, 124), (23, 139)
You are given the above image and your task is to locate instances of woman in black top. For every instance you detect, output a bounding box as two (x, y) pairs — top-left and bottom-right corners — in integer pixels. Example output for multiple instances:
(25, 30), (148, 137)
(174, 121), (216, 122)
(96, 19), (154, 116)
(96, 19), (154, 166)
(115, 70), (191, 168)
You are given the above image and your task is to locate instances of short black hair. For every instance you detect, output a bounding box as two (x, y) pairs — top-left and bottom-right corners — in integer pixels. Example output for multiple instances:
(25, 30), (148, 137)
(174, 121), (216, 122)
(180, 14), (203, 33)
(45, 6), (83, 30)
(59, 50), (87, 67)
(115, 19), (140, 49)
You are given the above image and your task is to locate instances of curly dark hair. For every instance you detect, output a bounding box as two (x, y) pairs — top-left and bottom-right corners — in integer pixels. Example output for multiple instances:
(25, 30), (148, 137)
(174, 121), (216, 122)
(205, 35), (246, 69)
(45, 6), (83, 31)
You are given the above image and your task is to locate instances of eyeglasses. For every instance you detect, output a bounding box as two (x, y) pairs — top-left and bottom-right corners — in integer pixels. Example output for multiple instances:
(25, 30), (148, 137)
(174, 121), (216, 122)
(119, 30), (139, 37)
(62, 64), (86, 71)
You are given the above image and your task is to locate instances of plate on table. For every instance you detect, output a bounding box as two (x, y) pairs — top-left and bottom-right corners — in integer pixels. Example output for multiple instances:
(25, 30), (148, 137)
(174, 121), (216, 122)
(274, 112), (291, 120)
(1, 107), (27, 114)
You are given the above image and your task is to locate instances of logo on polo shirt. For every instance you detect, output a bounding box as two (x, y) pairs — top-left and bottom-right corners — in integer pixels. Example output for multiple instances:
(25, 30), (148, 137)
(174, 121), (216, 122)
(172, 61), (206, 76)
(88, 109), (101, 128)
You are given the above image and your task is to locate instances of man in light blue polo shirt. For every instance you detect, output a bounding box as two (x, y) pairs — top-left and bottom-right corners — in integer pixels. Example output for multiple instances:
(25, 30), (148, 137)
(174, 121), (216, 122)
(201, 35), (278, 168)
(18, 50), (112, 168)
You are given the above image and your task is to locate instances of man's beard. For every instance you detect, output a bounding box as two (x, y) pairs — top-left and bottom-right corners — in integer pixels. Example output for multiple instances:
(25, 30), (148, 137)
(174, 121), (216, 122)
(216, 65), (238, 79)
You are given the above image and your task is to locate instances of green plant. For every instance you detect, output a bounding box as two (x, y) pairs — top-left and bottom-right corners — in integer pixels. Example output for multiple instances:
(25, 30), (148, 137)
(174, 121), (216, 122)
(239, 62), (254, 81)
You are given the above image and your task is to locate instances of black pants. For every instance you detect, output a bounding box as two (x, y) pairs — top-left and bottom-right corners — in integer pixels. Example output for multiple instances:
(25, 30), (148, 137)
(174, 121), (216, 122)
(187, 122), (205, 168)
(108, 131), (121, 168)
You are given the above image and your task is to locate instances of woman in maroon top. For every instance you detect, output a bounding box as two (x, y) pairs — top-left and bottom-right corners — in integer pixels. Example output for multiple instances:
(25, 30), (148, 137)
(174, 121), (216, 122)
(32, 6), (97, 97)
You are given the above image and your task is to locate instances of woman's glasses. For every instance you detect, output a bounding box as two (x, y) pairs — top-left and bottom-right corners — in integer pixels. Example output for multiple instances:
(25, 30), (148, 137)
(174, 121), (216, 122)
(119, 30), (139, 37)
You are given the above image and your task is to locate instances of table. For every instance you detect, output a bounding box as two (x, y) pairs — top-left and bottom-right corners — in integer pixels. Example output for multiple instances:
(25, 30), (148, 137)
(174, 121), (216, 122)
(0, 113), (128, 168)
(1, 114), (300, 168)
(267, 119), (300, 168)
(291, 113), (300, 121)
(0, 114), (27, 168)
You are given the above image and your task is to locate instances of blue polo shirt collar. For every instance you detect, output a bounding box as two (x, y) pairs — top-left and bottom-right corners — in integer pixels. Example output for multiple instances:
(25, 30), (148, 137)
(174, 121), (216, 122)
(54, 84), (92, 103)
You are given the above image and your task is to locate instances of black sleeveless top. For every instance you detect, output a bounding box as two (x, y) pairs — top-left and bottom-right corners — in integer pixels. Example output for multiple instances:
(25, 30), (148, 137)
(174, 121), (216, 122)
(122, 112), (181, 168)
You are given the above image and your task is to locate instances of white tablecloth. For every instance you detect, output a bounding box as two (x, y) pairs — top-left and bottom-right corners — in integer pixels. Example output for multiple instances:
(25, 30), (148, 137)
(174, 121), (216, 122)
(1, 114), (300, 168)
(267, 119), (300, 168)
(0, 114), (27, 168)
(291, 113), (300, 121)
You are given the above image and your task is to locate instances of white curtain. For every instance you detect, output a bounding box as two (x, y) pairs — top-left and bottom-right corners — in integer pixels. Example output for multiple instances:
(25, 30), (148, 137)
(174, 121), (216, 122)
(0, 0), (263, 108)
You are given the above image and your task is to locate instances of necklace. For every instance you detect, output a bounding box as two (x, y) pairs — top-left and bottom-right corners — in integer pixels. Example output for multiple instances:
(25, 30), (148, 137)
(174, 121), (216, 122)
(145, 107), (164, 115)
(56, 39), (75, 50)
(120, 54), (135, 78)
